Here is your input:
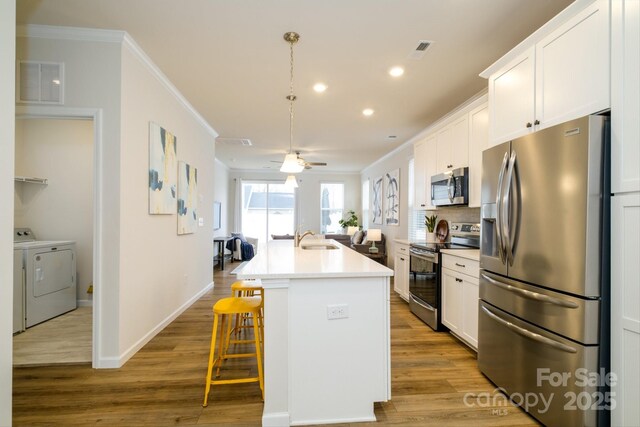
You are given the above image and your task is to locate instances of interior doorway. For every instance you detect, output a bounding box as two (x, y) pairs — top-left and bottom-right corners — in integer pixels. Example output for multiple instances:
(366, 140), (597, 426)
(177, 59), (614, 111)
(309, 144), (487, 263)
(14, 106), (103, 368)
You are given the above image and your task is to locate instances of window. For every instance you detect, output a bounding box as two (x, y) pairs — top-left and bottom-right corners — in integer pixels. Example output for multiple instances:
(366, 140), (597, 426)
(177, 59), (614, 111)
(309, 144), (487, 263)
(362, 179), (369, 230)
(241, 181), (296, 242)
(320, 182), (344, 234)
(408, 158), (426, 241)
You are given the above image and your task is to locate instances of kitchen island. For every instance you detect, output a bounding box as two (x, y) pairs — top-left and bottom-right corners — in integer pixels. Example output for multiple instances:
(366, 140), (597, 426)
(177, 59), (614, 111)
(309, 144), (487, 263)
(234, 239), (394, 426)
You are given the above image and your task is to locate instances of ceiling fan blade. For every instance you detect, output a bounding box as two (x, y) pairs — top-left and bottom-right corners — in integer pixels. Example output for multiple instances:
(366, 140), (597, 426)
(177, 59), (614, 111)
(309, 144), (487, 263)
(270, 160), (283, 164)
(306, 162), (327, 166)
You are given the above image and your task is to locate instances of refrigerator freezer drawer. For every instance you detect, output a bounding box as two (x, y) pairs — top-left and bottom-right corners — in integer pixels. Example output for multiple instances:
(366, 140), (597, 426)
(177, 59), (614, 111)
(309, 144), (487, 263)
(478, 301), (599, 427)
(480, 270), (600, 344)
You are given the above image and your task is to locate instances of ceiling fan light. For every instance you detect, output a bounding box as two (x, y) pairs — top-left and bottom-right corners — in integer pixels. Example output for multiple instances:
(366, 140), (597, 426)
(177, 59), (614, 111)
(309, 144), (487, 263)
(284, 174), (299, 188)
(280, 153), (305, 173)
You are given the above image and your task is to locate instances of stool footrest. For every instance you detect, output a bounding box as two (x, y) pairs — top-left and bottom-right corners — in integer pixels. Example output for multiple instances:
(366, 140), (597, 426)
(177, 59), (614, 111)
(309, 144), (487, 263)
(220, 352), (257, 359)
(210, 377), (260, 385)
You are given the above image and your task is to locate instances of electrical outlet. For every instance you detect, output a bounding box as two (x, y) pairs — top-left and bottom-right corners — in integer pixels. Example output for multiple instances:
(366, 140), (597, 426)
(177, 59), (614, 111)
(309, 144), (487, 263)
(327, 304), (349, 320)
(198, 217), (204, 226)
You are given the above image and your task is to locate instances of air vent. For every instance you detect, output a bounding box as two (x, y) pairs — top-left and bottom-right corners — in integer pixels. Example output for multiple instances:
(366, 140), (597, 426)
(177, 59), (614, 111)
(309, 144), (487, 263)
(17, 61), (64, 104)
(215, 137), (252, 146)
(408, 40), (433, 60)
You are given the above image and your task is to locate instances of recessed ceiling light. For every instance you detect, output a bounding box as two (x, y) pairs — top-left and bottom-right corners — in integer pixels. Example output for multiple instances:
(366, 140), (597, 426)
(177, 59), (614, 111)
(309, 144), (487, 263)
(313, 83), (328, 93)
(362, 108), (374, 116)
(389, 66), (404, 77)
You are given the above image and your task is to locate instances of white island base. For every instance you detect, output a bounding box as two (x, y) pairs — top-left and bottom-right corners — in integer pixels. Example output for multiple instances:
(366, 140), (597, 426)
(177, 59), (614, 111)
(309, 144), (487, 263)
(235, 240), (392, 426)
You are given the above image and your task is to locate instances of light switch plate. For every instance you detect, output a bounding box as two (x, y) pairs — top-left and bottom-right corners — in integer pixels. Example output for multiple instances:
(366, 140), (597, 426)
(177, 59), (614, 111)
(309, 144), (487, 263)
(198, 217), (204, 226)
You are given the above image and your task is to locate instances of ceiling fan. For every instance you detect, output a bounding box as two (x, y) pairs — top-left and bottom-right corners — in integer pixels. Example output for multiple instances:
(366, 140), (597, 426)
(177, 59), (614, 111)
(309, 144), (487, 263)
(271, 151), (327, 169)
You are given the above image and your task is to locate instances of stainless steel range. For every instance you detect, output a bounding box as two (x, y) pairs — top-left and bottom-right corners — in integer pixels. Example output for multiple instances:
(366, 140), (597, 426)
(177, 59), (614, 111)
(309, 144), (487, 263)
(409, 223), (479, 331)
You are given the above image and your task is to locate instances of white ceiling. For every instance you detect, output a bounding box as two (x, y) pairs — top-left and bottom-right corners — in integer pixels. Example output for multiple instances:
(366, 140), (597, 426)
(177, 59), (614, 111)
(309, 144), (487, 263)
(17, 0), (573, 172)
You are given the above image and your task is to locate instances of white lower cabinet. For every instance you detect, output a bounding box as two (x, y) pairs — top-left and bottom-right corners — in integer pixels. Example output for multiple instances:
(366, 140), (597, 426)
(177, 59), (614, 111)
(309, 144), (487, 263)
(394, 244), (410, 301)
(441, 254), (479, 350)
(611, 193), (640, 426)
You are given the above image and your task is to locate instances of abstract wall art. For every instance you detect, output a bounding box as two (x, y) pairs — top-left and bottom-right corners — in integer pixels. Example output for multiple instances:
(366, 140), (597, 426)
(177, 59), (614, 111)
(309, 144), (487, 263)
(177, 161), (198, 235)
(384, 168), (400, 226)
(149, 122), (177, 214)
(372, 175), (383, 225)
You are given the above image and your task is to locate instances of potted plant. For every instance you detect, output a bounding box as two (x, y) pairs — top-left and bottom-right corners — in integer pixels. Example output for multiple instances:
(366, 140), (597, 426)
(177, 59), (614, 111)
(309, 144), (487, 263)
(339, 210), (359, 234)
(425, 214), (438, 243)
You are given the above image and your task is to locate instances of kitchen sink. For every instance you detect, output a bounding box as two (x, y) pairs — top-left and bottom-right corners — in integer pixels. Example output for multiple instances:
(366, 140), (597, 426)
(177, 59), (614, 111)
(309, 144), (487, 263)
(300, 242), (340, 250)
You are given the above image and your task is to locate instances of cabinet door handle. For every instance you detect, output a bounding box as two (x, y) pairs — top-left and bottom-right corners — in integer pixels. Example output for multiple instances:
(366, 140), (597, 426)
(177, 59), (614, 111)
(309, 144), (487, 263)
(447, 164), (453, 169)
(420, 204), (426, 207)
(455, 262), (466, 268)
(455, 278), (463, 283)
(526, 122), (532, 128)
(534, 119), (540, 125)
(400, 257), (405, 261)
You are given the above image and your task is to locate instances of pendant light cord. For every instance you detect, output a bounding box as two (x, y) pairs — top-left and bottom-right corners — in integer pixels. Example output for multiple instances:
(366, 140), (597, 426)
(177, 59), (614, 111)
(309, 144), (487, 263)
(288, 38), (295, 155)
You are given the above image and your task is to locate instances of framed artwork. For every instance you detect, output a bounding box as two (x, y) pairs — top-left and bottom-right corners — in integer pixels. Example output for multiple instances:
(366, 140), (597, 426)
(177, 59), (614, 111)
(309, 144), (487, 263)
(385, 168), (400, 226)
(213, 201), (222, 231)
(149, 122), (177, 214)
(372, 176), (383, 225)
(177, 161), (198, 235)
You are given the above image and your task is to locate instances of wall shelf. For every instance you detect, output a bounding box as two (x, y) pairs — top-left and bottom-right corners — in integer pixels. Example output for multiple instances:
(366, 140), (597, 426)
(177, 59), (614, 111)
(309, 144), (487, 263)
(14, 176), (48, 185)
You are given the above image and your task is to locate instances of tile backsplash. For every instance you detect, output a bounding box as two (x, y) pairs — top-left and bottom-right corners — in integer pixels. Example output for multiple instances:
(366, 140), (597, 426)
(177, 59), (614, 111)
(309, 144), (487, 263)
(414, 207), (480, 240)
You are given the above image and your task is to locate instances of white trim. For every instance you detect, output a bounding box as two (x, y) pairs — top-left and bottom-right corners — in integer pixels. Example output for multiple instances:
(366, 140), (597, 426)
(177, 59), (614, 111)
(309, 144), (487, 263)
(114, 282), (213, 368)
(479, 0), (595, 78)
(291, 415), (376, 426)
(17, 24), (125, 43)
(17, 25), (219, 139)
(228, 167), (361, 175)
(262, 412), (290, 427)
(255, 279), (290, 290)
(361, 90), (488, 174)
(77, 299), (93, 307)
(15, 105), (103, 370)
(121, 34), (218, 139)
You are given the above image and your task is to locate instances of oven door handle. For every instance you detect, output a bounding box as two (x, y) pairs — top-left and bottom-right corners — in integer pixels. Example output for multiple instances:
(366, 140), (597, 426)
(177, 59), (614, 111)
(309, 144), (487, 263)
(409, 249), (437, 261)
(481, 305), (577, 354)
(481, 273), (578, 309)
(410, 294), (435, 312)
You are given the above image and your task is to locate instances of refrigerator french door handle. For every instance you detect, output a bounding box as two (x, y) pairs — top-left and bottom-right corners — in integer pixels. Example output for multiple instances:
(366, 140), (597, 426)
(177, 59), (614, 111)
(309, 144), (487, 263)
(495, 152), (509, 264)
(481, 305), (578, 354)
(481, 273), (579, 309)
(503, 150), (517, 265)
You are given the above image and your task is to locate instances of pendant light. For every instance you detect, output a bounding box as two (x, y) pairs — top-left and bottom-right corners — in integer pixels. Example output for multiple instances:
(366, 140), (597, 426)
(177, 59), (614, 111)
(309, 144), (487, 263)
(284, 174), (299, 188)
(280, 32), (305, 174)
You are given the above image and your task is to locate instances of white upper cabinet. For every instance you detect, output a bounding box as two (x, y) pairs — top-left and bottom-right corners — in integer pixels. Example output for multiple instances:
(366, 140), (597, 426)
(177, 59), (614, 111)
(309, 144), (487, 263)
(535, 0), (610, 128)
(414, 135), (437, 209)
(488, 48), (536, 146)
(468, 103), (489, 208)
(436, 116), (469, 173)
(612, 0), (640, 193)
(486, 0), (610, 147)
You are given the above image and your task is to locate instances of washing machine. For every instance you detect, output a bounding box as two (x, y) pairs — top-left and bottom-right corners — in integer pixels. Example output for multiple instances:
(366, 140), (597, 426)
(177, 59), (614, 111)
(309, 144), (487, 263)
(14, 228), (77, 331)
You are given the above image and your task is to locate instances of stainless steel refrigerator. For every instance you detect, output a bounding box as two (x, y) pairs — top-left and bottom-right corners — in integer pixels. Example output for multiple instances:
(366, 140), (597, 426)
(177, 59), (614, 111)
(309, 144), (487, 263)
(478, 115), (610, 427)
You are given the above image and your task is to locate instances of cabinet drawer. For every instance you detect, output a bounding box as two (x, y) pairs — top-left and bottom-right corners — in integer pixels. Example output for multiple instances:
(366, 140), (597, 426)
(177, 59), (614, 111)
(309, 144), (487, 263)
(442, 254), (479, 278)
(396, 243), (409, 255)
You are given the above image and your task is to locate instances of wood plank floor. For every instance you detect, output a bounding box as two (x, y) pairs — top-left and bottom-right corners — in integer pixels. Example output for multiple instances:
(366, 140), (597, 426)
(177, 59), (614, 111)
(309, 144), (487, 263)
(13, 306), (92, 366)
(12, 263), (539, 426)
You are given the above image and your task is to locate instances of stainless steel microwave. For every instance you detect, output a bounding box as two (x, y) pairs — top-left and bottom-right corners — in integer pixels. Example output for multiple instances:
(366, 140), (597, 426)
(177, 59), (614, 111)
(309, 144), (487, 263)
(431, 167), (469, 206)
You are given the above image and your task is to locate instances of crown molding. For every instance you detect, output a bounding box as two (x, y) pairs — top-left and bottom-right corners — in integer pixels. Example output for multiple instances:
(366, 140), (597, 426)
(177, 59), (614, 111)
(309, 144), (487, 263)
(228, 168), (360, 176)
(121, 34), (218, 138)
(361, 88), (488, 174)
(17, 24), (218, 139)
(17, 24), (125, 43)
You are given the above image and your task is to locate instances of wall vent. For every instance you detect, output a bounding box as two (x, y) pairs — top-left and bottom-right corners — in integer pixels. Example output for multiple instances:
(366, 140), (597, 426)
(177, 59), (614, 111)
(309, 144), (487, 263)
(215, 137), (252, 146)
(408, 40), (433, 60)
(17, 61), (64, 104)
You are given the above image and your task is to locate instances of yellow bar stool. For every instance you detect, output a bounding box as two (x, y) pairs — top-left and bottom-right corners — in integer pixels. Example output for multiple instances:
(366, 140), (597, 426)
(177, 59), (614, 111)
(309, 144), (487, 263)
(229, 280), (264, 342)
(203, 296), (264, 407)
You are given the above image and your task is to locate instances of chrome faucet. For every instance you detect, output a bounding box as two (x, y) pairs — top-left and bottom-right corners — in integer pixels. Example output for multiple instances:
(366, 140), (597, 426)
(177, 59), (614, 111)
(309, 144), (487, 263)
(294, 230), (315, 247)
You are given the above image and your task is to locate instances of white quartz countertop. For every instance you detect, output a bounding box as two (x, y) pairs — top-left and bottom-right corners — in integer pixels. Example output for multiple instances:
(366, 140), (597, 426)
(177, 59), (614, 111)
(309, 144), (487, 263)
(234, 239), (394, 279)
(440, 248), (480, 261)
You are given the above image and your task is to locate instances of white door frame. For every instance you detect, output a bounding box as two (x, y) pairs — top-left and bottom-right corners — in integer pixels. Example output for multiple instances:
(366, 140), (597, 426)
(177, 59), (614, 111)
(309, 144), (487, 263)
(15, 105), (103, 368)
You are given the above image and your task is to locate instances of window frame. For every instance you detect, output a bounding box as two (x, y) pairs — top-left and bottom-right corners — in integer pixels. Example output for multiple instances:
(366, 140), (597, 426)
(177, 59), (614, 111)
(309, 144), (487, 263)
(241, 180), (297, 241)
(319, 181), (345, 235)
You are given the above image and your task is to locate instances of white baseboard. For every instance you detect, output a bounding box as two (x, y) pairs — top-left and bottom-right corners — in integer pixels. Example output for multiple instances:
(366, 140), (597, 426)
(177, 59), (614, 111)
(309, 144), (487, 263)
(77, 299), (93, 307)
(290, 415), (376, 426)
(262, 412), (290, 427)
(99, 281), (213, 368)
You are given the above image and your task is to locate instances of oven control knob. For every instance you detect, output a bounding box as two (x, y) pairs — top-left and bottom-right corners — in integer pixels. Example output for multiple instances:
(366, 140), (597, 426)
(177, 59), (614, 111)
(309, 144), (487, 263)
(17, 232), (22, 236)
(24, 231), (30, 235)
